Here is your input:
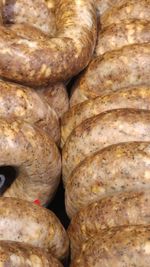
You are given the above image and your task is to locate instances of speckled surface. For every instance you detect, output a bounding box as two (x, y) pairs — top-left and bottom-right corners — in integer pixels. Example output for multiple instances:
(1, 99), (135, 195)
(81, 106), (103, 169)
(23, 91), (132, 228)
(0, 0), (97, 87)
(70, 44), (150, 106)
(0, 240), (63, 267)
(0, 197), (69, 260)
(71, 225), (150, 267)
(38, 83), (69, 119)
(3, 0), (56, 35)
(68, 190), (150, 258)
(101, 0), (150, 28)
(65, 142), (150, 218)
(62, 86), (150, 147)
(63, 109), (150, 182)
(95, 19), (150, 56)
(0, 79), (60, 144)
(0, 119), (61, 206)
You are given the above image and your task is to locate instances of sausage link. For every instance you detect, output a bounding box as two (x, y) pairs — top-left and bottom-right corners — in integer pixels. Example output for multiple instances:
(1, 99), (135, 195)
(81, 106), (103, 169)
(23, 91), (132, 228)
(0, 197), (69, 260)
(0, 119), (61, 206)
(3, 0), (56, 35)
(38, 83), (69, 119)
(66, 142), (150, 217)
(61, 86), (150, 147)
(95, 19), (150, 57)
(71, 226), (150, 267)
(68, 190), (150, 258)
(101, 0), (150, 29)
(0, 79), (60, 144)
(0, 0), (97, 86)
(0, 240), (63, 267)
(70, 43), (150, 106)
(63, 109), (150, 182)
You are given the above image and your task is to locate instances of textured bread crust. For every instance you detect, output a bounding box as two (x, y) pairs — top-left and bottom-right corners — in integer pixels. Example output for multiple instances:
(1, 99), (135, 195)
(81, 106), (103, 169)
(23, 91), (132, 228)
(63, 109), (150, 182)
(101, 0), (150, 28)
(0, 197), (69, 260)
(71, 225), (150, 267)
(0, 0), (97, 86)
(70, 43), (150, 106)
(0, 119), (61, 206)
(0, 79), (60, 144)
(0, 240), (63, 267)
(95, 19), (150, 57)
(38, 83), (69, 119)
(65, 142), (150, 217)
(68, 190), (150, 258)
(61, 86), (150, 147)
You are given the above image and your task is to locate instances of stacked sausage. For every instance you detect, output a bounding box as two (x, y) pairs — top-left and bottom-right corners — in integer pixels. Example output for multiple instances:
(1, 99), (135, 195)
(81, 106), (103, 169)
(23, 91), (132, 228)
(0, 0), (97, 265)
(61, 0), (150, 266)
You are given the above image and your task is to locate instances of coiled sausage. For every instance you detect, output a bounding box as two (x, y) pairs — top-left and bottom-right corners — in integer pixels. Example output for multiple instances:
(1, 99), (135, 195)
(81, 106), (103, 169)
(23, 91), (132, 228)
(0, 0), (97, 86)
(0, 119), (61, 206)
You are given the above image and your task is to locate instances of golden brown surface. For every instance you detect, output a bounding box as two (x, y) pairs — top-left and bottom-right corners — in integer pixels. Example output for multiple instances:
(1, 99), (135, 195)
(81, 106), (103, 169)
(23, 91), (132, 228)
(0, 0), (97, 86)
(0, 119), (61, 206)
(62, 86), (150, 147)
(3, 0), (56, 35)
(38, 83), (69, 119)
(71, 225), (150, 267)
(95, 0), (120, 16)
(65, 142), (150, 217)
(63, 109), (150, 182)
(68, 190), (150, 258)
(95, 19), (150, 56)
(101, 0), (150, 28)
(0, 240), (63, 267)
(0, 79), (60, 144)
(70, 43), (150, 106)
(0, 198), (69, 260)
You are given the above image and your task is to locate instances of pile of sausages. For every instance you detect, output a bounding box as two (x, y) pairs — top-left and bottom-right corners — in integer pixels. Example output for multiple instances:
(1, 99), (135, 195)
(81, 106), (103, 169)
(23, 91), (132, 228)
(61, 0), (150, 266)
(0, 0), (97, 265)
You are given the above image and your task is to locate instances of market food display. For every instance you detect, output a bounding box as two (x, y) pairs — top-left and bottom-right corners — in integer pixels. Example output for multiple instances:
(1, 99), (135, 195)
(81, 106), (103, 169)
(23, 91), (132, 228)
(61, 0), (150, 266)
(0, 0), (97, 266)
(0, 0), (150, 266)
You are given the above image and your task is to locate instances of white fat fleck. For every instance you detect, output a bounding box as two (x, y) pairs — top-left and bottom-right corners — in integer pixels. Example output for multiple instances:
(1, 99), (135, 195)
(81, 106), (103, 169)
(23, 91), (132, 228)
(144, 170), (150, 180)
(144, 241), (150, 254)
(17, 39), (38, 49)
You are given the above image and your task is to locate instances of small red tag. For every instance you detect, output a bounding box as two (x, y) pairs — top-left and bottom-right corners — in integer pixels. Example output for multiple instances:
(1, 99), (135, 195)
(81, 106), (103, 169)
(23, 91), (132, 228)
(34, 199), (41, 206)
